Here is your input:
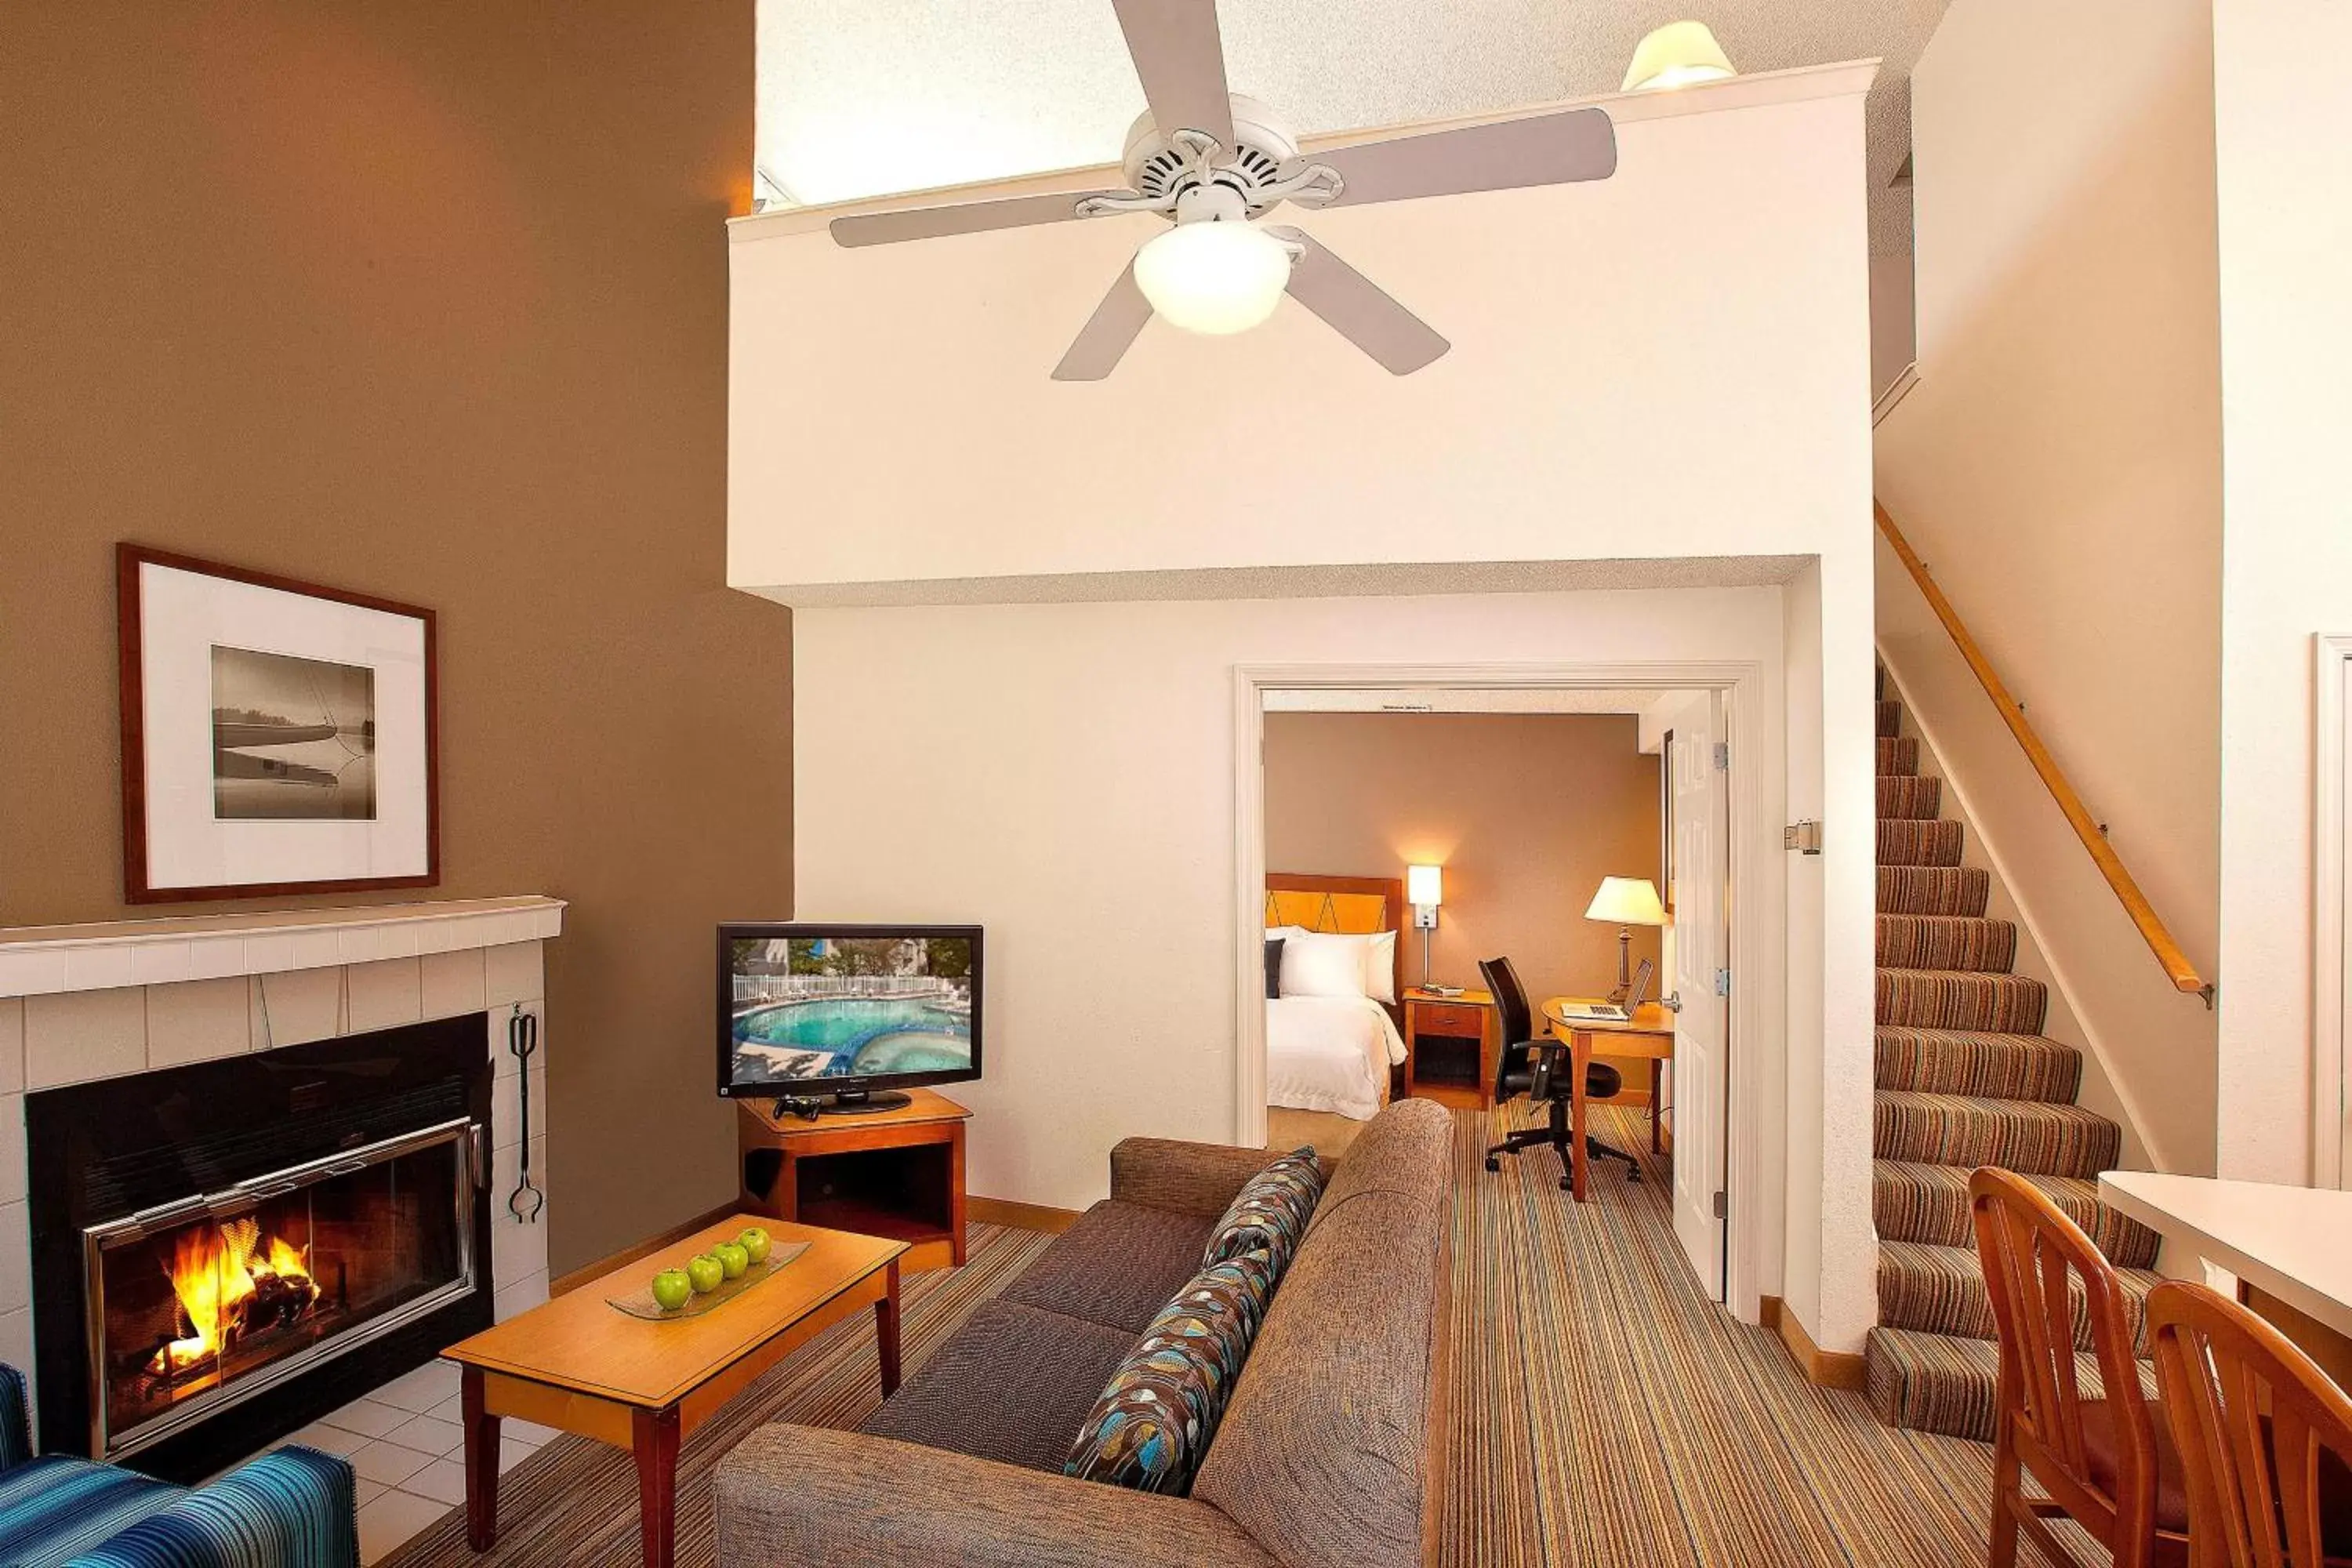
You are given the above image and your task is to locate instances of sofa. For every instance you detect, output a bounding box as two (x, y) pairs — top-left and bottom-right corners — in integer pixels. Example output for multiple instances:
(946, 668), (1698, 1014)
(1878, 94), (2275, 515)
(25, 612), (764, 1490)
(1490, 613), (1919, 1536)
(0, 1367), (357, 1568)
(714, 1097), (1454, 1568)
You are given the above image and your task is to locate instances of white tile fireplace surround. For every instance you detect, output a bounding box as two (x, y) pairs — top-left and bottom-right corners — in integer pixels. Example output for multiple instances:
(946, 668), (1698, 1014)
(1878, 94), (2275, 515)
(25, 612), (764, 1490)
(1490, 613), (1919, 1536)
(0, 896), (565, 1452)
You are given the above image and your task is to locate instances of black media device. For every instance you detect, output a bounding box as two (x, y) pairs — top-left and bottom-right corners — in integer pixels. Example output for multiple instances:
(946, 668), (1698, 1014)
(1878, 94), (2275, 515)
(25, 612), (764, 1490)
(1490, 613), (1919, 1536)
(718, 924), (982, 1117)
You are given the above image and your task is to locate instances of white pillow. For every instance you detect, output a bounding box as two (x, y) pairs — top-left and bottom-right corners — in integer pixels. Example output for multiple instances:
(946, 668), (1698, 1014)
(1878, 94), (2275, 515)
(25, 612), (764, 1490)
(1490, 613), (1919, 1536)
(1365, 931), (1398, 1004)
(1279, 930), (1373, 1000)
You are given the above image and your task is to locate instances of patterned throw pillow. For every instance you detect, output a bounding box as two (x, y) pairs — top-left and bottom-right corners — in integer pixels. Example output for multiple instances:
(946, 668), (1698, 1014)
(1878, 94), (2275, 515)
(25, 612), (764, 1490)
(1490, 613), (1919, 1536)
(1200, 1148), (1324, 1275)
(1065, 1249), (1278, 1493)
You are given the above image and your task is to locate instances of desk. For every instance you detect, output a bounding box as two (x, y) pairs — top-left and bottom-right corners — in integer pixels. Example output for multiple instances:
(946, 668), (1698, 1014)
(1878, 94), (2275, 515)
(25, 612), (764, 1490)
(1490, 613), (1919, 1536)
(2097, 1172), (2352, 1384)
(1541, 996), (1675, 1203)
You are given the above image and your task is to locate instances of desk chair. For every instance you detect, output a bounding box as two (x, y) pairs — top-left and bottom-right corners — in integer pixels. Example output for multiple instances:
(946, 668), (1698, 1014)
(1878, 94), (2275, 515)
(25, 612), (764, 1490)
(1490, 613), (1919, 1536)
(1479, 956), (1639, 1189)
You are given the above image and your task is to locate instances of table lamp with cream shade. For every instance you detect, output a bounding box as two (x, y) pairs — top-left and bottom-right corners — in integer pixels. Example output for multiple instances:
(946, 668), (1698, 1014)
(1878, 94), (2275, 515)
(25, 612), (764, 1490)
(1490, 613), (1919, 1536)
(1586, 876), (1668, 1004)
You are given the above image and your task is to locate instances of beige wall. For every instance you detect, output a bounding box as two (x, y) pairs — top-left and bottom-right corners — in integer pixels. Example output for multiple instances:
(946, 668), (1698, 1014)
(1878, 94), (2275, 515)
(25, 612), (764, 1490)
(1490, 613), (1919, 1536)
(725, 67), (1880, 601)
(0, 2), (789, 1274)
(791, 587), (1792, 1234)
(2211, 0), (2352, 1183)
(1873, 0), (2223, 1171)
(1263, 712), (1662, 1014)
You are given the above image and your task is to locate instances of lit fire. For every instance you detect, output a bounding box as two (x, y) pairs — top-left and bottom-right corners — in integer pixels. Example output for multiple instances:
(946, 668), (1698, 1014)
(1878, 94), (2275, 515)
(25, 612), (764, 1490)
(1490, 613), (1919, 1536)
(148, 1218), (321, 1377)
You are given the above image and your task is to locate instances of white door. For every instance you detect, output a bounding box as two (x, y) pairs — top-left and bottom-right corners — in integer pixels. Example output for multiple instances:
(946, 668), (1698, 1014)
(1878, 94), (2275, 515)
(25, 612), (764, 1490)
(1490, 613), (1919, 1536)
(1668, 695), (1730, 1299)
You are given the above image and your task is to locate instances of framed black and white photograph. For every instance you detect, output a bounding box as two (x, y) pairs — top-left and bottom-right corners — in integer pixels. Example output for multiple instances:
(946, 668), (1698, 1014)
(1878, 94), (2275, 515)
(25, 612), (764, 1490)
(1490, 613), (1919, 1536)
(118, 544), (437, 902)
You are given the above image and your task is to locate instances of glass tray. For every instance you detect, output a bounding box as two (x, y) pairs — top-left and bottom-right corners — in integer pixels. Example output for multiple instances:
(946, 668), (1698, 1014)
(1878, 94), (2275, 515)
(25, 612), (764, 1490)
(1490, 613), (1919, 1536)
(605, 1240), (811, 1320)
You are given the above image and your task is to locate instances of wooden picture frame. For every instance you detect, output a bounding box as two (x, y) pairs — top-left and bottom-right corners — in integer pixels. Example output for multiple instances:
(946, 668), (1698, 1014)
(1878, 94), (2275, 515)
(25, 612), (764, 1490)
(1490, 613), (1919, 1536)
(118, 543), (439, 903)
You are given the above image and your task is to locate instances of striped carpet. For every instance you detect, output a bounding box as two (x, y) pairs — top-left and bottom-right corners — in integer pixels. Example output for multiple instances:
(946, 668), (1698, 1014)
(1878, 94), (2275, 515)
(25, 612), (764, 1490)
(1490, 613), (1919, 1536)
(1864, 677), (2161, 1440)
(384, 1106), (2008, 1566)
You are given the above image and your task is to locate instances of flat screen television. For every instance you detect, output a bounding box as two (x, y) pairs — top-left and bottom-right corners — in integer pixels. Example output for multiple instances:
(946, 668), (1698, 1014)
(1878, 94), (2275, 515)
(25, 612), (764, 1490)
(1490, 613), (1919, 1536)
(718, 924), (982, 1116)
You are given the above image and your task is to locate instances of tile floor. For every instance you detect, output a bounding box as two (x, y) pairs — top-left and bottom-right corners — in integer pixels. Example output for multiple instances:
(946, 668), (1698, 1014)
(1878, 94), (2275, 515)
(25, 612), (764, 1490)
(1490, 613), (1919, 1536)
(265, 1360), (557, 1565)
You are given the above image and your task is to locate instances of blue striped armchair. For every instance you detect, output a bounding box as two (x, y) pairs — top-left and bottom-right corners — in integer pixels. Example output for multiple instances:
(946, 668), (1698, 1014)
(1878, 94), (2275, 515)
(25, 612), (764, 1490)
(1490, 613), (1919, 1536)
(0, 1367), (358, 1568)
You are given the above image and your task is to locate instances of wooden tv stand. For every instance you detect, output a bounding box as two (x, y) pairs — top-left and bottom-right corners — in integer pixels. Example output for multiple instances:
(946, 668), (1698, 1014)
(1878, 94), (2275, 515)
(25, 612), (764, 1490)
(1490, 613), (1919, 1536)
(737, 1088), (970, 1273)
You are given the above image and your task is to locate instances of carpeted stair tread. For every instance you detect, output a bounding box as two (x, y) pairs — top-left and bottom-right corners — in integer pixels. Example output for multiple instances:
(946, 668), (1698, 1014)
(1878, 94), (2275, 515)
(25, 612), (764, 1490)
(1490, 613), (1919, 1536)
(1876, 700), (1902, 738)
(1876, 968), (2048, 1033)
(1863, 1327), (2154, 1443)
(1878, 866), (1990, 918)
(1877, 776), (1944, 820)
(1877, 819), (1965, 868)
(1875, 1026), (2082, 1102)
(1876, 1240), (2160, 1351)
(1872, 1161), (2160, 1268)
(1877, 737), (1919, 777)
(1874, 1091), (2122, 1178)
(1877, 915), (2017, 972)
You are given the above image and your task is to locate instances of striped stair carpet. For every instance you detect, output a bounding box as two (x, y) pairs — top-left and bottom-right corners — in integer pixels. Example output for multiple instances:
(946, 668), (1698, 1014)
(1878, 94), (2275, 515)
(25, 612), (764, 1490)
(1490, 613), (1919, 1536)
(1864, 676), (2162, 1442)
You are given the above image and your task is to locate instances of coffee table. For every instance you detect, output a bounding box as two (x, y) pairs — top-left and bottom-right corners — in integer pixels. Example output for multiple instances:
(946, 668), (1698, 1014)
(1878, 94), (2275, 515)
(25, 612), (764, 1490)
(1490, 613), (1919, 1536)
(443, 1214), (906, 1567)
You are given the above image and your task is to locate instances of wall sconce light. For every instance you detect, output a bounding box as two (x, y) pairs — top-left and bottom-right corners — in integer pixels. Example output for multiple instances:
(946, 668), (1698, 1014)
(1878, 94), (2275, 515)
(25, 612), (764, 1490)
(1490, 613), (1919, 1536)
(1406, 864), (1443, 986)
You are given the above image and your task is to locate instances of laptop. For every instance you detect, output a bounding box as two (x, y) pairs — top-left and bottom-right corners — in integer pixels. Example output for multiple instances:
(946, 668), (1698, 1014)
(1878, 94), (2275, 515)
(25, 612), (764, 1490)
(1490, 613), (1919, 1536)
(1555, 960), (1654, 1023)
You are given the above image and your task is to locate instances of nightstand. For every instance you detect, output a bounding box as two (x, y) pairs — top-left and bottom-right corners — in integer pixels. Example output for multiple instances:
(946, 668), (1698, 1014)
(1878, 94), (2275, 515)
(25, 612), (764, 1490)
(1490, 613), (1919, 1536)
(1402, 987), (1501, 1109)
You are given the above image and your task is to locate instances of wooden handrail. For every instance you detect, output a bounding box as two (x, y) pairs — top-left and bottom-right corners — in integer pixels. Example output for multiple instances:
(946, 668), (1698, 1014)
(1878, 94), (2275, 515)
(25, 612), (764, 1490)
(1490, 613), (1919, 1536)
(1875, 502), (2211, 1003)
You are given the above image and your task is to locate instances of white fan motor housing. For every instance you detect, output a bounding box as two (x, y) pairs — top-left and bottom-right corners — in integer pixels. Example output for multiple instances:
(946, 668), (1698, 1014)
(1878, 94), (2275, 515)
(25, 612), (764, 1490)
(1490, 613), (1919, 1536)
(1121, 95), (1301, 216)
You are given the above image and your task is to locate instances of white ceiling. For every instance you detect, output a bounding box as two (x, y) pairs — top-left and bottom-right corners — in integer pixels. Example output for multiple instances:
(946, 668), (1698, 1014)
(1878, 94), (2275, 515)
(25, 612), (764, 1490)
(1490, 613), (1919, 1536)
(755, 0), (1948, 256)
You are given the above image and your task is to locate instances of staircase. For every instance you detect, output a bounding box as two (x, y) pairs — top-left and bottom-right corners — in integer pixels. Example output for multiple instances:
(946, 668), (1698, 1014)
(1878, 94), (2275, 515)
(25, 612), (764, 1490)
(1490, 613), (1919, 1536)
(1861, 674), (2165, 1440)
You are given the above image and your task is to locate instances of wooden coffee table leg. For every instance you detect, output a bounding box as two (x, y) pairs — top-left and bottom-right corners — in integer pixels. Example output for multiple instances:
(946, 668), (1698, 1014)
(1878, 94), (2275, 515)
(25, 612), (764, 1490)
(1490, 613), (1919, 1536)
(876, 1259), (902, 1396)
(460, 1365), (499, 1550)
(633, 1404), (681, 1568)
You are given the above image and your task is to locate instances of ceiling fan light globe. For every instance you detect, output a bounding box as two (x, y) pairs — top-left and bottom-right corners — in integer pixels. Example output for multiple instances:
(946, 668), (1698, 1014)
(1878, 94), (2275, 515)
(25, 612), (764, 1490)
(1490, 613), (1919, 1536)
(1132, 221), (1291, 336)
(1622, 21), (1737, 93)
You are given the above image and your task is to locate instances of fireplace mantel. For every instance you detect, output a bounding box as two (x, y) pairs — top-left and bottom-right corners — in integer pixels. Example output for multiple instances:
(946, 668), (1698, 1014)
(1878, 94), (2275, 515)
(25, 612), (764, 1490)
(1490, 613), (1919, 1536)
(0, 896), (566, 999)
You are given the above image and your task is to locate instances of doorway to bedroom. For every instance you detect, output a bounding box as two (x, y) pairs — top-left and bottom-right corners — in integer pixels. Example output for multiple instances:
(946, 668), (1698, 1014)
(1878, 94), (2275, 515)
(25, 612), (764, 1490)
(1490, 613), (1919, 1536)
(1240, 670), (1749, 1307)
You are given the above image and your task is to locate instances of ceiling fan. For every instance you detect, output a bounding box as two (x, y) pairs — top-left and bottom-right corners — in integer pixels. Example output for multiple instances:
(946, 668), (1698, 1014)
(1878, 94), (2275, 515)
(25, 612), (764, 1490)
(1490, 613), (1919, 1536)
(827, 0), (1619, 380)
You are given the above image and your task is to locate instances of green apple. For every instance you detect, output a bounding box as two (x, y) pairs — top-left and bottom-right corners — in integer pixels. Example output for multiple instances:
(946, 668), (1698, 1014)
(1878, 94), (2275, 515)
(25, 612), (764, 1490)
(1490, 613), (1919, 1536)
(685, 1253), (724, 1294)
(650, 1269), (692, 1311)
(736, 1226), (772, 1265)
(714, 1241), (750, 1279)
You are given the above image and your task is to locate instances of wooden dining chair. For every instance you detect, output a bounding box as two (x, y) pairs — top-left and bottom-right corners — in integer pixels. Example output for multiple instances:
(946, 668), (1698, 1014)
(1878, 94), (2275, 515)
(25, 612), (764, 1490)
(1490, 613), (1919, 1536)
(1970, 1167), (2189, 1567)
(2145, 1280), (2352, 1568)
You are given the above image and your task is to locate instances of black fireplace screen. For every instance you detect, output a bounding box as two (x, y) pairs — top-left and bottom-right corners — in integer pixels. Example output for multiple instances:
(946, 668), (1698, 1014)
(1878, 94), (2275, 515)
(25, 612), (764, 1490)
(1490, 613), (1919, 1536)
(86, 1120), (476, 1457)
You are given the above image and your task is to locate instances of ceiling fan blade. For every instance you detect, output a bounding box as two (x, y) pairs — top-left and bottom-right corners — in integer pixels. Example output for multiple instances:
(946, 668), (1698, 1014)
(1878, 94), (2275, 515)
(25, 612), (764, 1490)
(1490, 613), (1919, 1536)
(1299, 107), (1617, 209)
(1052, 266), (1154, 381)
(1272, 229), (1449, 376)
(829, 191), (1119, 249)
(1111, 0), (1236, 151)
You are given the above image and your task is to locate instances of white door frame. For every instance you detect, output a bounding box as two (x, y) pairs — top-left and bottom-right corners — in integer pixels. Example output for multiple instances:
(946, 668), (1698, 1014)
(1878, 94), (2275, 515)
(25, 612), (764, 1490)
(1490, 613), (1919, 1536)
(1232, 659), (1778, 1323)
(2313, 635), (2352, 1189)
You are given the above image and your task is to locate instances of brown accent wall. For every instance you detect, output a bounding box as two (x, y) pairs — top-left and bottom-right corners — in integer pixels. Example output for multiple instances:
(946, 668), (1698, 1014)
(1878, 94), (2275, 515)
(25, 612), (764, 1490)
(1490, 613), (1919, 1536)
(0, 2), (784, 1274)
(1265, 713), (1661, 1058)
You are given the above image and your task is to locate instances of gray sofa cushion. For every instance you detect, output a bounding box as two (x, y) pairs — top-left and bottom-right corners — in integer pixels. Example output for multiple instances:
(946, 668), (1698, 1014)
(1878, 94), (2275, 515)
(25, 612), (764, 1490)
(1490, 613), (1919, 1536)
(997, 1199), (1221, 1334)
(858, 1301), (1138, 1474)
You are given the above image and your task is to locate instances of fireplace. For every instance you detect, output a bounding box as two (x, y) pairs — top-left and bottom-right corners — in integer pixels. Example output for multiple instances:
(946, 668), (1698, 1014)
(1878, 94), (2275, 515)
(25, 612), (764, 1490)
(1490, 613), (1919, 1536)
(28, 1014), (494, 1481)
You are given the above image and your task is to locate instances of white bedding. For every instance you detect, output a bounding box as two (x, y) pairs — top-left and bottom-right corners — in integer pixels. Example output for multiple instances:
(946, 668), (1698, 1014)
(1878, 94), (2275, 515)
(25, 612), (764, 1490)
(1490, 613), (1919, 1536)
(1266, 994), (1407, 1122)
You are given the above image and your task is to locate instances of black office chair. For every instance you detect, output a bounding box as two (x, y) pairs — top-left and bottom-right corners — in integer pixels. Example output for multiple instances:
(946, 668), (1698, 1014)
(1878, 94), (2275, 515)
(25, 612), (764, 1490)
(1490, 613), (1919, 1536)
(1480, 956), (1640, 1189)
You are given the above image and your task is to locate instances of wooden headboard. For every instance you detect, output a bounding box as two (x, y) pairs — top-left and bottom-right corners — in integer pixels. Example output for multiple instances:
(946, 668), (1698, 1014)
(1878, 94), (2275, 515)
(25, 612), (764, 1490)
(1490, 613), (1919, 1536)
(1265, 870), (1408, 1011)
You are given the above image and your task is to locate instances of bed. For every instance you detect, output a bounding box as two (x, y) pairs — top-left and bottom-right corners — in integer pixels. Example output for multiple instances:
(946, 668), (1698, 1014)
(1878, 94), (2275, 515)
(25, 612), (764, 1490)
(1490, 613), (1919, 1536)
(1264, 873), (1410, 1123)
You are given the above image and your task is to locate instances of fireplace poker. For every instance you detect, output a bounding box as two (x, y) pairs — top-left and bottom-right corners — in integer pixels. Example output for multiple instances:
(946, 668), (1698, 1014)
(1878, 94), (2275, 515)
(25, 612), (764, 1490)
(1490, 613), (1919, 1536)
(508, 1005), (544, 1223)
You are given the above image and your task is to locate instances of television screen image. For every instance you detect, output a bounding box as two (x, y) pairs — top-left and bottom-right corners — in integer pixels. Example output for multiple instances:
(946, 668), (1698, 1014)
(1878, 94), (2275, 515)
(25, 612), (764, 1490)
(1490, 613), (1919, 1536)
(721, 925), (979, 1098)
